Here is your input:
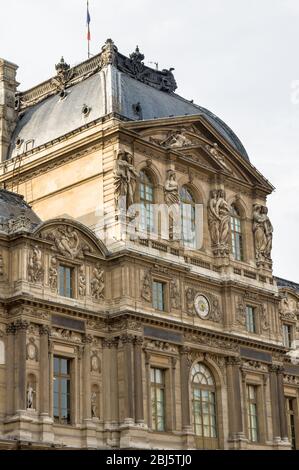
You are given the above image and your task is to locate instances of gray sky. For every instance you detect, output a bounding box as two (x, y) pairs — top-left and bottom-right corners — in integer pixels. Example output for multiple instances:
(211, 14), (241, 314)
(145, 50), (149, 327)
(1, 0), (298, 282)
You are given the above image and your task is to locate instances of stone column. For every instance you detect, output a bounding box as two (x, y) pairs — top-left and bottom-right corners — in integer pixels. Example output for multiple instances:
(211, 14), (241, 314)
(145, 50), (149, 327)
(121, 334), (135, 423)
(269, 365), (281, 441)
(39, 325), (50, 416)
(277, 366), (288, 441)
(227, 357), (244, 439)
(180, 347), (191, 430)
(171, 357), (177, 431)
(110, 339), (119, 424)
(145, 351), (151, 428)
(102, 339), (112, 424)
(6, 323), (15, 415)
(134, 337), (144, 424)
(82, 335), (92, 421)
(15, 319), (29, 411)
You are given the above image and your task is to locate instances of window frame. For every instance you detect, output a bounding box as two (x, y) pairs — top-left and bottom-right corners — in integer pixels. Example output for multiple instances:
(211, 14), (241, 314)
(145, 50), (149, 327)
(138, 169), (155, 234)
(286, 396), (297, 450)
(53, 356), (72, 425)
(152, 279), (168, 312)
(58, 264), (75, 299)
(245, 305), (256, 334)
(246, 384), (259, 443)
(191, 363), (219, 449)
(150, 367), (166, 432)
(230, 204), (244, 261)
(179, 186), (196, 249)
(282, 323), (293, 349)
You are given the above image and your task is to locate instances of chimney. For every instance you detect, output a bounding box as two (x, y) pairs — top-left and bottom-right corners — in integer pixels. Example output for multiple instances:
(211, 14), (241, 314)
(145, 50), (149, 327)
(0, 59), (19, 161)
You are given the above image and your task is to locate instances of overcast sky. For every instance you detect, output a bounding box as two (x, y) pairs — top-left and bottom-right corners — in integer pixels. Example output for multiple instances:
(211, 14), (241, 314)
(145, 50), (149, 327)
(1, 0), (298, 282)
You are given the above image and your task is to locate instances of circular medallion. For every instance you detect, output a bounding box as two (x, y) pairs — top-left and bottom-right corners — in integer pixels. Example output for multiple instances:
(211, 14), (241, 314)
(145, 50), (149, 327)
(194, 294), (210, 319)
(91, 355), (99, 372)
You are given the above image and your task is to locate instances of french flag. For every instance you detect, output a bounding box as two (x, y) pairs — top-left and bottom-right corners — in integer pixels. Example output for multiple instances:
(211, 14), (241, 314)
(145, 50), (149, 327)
(87, 1), (91, 41)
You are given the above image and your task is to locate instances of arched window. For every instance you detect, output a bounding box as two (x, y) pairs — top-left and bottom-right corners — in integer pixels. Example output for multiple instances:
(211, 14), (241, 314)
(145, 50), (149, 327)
(180, 186), (196, 248)
(230, 205), (243, 261)
(139, 170), (154, 232)
(191, 363), (218, 447)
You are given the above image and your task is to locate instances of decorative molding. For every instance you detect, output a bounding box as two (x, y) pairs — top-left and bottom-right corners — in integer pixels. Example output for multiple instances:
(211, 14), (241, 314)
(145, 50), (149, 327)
(91, 263), (104, 300)
(241, 360), (268, 372)
(28, 245), (44, 284)
(144, 340), (178, 354)
(41, 225), (93, 260)
(26, 337), (38, 361)
(184, 332), (239, 352)
(51, 327), (82, 343)
(185, 287), (222, 323)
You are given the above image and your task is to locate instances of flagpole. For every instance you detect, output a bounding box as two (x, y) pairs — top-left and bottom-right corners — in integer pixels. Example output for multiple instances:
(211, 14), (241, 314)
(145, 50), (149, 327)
(87, 0), (91, 58)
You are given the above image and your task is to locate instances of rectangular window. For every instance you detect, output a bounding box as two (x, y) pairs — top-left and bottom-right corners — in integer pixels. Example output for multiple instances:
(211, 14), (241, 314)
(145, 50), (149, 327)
(151, 368), (165, 431)
(286, 397), (297, 450)
(247, 385), (259, 442)
(152, 281), (166, 311)
(246, 306), (256, 333)
(53, 357), (71, 424)
(283, 324), (292, 348)
(231, 216), (243, 261)
(59, 265), (74, 298)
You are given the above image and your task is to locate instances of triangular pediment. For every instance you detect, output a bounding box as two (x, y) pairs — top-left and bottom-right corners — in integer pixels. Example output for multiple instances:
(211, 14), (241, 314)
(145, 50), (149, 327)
(123, 116), (274, 193)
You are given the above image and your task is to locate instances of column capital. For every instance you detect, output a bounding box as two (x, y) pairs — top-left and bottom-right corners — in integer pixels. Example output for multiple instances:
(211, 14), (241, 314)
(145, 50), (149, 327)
(180, 345), (191, 355)
(82, 334), (93, 344)
(39, 324), (51, 336)
(120, 333), (135, 344)
(134, 336), (144, 346)
(6, 322), (16, 335)
(102, 338), (119, 349)
(226, 356), (242, 366)
(15, 319), (29, 331)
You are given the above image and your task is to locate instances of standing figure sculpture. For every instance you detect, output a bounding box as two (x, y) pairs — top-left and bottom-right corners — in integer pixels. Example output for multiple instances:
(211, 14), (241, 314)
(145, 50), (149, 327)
(208, 189), (230, 256)
(164, 169), (179, 206)
(114, 151), (139, 211)
(253, 204), (273, 265)
(27, 384), (35, 409)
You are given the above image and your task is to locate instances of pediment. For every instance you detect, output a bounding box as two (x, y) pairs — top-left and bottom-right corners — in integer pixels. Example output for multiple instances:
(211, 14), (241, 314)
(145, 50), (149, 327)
(126, 117), (274, 193)
(34, 218), (108, 260)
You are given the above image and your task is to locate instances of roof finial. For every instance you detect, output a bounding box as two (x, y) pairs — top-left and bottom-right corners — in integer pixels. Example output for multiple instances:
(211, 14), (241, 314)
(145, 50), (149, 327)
(100, 39), (118, 66)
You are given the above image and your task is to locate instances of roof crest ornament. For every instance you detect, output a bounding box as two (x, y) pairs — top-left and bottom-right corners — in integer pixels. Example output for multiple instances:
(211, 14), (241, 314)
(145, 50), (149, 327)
(100, 38), (118, 67)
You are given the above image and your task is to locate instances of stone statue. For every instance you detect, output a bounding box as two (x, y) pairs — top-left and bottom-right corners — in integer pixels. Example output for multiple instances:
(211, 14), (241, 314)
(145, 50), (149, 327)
(114, 151), (139, 210)
(27, 384), (35, 409)
(54, 226), (80, 259)
(91, 391), (98, 418)
(253, 204), (273, 264)
(170, 279), (181, 309)
(49, 256), (58, 290)
(91, 264), (104, 300)
(141, 271), (152, 302)
(164, 170), (179, 206)
(28, 245), (43, 283)
(208, 190), (230, 256)
(160, 129), (192, 148)
(78, 265), (86, 297)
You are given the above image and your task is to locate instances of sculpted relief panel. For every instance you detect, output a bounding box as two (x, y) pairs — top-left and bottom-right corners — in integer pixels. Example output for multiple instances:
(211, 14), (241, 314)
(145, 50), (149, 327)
(40, 225), (93, 260)
(185, 287), (222, 323)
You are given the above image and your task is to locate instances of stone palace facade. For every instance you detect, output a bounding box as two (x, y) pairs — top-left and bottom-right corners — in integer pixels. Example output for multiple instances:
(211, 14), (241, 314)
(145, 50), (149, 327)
(0, 40), (298, 449)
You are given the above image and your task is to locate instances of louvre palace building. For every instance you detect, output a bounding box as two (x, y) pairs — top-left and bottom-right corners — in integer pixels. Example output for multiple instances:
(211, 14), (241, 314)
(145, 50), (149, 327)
(0, 39), (298, 450)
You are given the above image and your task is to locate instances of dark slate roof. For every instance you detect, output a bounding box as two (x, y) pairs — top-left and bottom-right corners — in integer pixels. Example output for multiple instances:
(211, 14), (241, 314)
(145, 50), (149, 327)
(8, 40), (249, 161)
(275, 277), (299, 293)
(0, 189), (41, 233)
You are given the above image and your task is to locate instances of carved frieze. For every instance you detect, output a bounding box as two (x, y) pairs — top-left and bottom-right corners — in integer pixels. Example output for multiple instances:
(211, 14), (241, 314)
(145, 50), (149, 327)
(41, 225), (93, 260)
(141, 270), (152, 303)
(241, 360), (268, 372)
(51, 328), (82, 343)
(185, 287), (222, 323)
(91, 263), (104, 300)
(184, 332), (239, 352)
(144, 340), (178, 354)
(28, 245), (44, 283)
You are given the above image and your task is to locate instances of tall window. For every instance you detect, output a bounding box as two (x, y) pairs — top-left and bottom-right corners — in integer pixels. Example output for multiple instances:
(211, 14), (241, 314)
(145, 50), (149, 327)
(152, 281), (166, 311)
(191, 364), (217, 443)
(247, 385), (259, 442)
(53, 357), (71, 424)
(230, 205), (243, 261)
(283, 324), (292, 348)
(59, 265), (74, 298)
(151, 368), (165, 431)
(139, 170), (154, 232)
(286, 397), (297, 450)
(246, 306), (256, 333)
(180, 186), (196, 249)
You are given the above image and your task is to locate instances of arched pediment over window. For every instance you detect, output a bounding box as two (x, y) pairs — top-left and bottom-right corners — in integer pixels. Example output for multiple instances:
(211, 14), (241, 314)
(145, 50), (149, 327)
(33, 218), (109, 260)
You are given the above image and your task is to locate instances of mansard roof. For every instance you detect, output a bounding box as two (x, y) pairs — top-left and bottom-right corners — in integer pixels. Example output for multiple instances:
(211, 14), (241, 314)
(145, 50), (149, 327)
(0, 188), (41, 234)
(275, 277), (299, 294)
(8, 40), (249, 161)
